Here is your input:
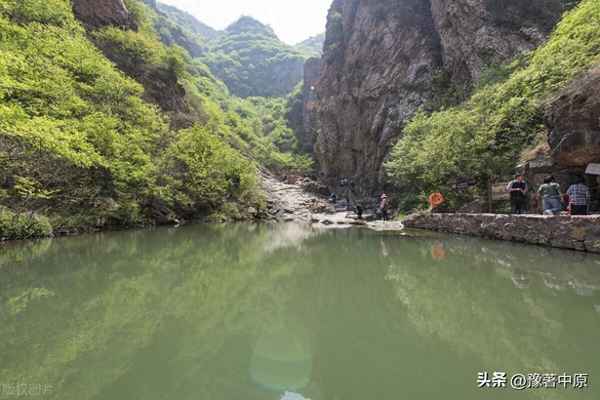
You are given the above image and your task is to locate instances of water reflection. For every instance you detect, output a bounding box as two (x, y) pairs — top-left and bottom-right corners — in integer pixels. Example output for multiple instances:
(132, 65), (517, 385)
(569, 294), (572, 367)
(250, 321), (313, 392)
(430, 242), (447, 261)
(0, 224), (599, 399)
(262, 223), (320, 253)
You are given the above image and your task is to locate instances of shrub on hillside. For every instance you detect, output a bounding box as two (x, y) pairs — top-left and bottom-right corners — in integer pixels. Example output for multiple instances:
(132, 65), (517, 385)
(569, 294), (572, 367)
(0, 207), (53, 240)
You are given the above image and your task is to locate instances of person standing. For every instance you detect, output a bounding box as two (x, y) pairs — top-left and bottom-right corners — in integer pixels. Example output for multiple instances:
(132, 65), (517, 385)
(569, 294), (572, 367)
(378, 193), (389, 221)
(537, 176), (563, 215)
(566, 176), (591, 215)
(356, 204), (364, 220)
(506, 174), (528, 214)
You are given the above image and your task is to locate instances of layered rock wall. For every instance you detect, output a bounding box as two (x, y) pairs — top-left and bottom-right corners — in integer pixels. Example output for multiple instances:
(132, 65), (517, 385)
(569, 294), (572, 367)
(430, 0), (561, 84)
(314, 0), (563, 190)
(404, 213), (600, 253)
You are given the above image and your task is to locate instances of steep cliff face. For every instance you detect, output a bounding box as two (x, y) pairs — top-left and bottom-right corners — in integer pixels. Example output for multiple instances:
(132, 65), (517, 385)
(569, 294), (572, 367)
(316, 0), (442, 189)
(288, 58), (323, 154)
(546, 64), (600, 168)
(315, 0), (563, 189)
(431, 0), (562, 84)
(72, 0), (136, 30)
(301, 58), (322, 154)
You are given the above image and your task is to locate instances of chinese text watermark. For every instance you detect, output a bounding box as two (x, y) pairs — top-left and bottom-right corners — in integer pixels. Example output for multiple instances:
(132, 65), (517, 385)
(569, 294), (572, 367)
(477, 371), (589, 390)
(0, 383), (54, 398)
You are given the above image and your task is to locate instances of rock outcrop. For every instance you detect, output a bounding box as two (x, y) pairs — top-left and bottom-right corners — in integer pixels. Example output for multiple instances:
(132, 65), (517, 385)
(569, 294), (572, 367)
(431, 0), (562, 84)
(314, 0), (564, 190)
(72, 0), (137, 30)
(545, 64), (600, 168)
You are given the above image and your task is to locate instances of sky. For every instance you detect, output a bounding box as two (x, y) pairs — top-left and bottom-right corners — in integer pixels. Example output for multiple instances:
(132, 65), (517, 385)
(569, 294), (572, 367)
(159, 0), (331, 45)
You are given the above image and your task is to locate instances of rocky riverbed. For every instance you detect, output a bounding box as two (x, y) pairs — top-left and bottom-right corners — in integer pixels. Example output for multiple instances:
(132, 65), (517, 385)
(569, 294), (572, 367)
(261, 173), (404, 231)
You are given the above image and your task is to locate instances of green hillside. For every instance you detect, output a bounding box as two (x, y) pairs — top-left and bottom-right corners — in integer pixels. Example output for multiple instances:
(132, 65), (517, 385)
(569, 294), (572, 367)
(294, 33), (325, 58)
(0, 0), (307, 240)
(155, 1), (218, 41)
(202, 16), (306, 98)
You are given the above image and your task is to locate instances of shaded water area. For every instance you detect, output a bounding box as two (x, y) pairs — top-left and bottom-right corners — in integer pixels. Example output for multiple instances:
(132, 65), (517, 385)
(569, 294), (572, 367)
(1, 224), (600, 399)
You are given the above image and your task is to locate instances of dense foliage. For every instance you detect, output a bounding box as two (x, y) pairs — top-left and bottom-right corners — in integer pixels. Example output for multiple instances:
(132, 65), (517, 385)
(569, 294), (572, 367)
(0, 0), (316, 238)
(386, 0), (600, 210)
(0, 207), (52, 240)
(201, 16), (306, 98)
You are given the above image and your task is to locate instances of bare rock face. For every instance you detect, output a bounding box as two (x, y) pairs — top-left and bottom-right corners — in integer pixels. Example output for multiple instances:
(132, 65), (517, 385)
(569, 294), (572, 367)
(287, 57), (323, 154)
(315, 0), (442, 190)
(546, 64), (600, 168)
(314, 0), (563, 190)
(431, 0), (562, 84)
(72, 0), (136, 30)
(300, 58), (322, 153)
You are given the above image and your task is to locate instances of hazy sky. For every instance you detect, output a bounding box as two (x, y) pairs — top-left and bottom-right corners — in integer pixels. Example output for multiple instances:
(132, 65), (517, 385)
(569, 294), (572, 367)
(159, 0), (331, 45)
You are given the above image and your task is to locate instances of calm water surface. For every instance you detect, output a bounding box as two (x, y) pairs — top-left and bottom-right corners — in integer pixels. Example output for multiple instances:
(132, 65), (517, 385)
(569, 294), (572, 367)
(1, 223), (600, 399)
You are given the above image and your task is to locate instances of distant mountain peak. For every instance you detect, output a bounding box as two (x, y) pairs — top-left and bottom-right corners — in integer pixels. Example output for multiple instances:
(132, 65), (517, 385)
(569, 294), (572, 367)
(154, 1), (218, 40)
(226, 16), (277, 38)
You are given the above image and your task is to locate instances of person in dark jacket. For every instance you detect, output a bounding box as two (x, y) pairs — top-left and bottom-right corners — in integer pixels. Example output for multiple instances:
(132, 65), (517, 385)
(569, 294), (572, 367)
(506, 174), (528, 214)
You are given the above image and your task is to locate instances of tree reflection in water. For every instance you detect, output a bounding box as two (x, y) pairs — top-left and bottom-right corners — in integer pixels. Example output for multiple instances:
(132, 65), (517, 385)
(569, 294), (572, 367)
(0, 224), (599, 399)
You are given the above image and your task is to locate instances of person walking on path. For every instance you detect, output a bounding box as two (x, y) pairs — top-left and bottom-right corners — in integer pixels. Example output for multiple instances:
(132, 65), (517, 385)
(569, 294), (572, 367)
(537, 176), (563, 215)
(506, 174), (528, 214)
(567, 176), (591, 215)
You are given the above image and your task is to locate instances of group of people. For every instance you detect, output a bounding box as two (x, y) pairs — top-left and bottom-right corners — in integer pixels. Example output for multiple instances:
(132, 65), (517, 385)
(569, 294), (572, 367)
(329, 177), (390, 220)
(506, 174), (592, 216)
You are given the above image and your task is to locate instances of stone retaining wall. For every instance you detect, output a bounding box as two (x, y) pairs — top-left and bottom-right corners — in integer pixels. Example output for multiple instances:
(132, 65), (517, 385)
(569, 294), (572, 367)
(403, 213), (600, 253)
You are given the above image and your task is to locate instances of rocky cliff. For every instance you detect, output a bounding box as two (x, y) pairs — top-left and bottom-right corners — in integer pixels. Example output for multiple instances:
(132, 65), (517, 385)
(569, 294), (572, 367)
(430, 0), (562, 84)
(546, 64), (600, 168)
(72, 0), (137, 30)
(314, 0), (564, 190)
(288, 58), (322, 154)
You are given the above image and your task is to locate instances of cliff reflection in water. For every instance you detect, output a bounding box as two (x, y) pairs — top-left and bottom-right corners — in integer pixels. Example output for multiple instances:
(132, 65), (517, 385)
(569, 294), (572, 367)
(1, 224), (599, 399)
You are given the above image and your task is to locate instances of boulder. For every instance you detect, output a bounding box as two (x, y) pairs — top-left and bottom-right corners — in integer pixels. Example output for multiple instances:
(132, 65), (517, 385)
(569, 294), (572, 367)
(72, 0), (137, 30)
